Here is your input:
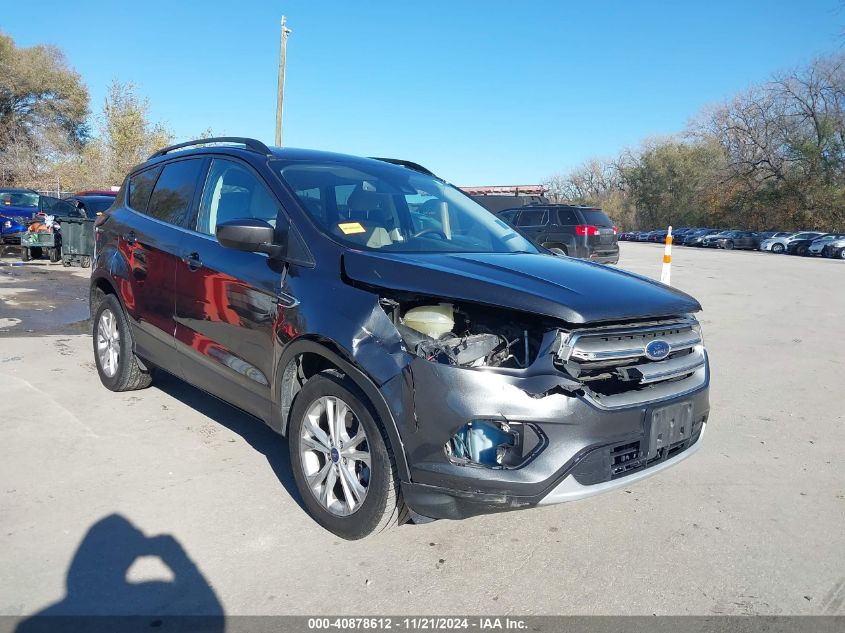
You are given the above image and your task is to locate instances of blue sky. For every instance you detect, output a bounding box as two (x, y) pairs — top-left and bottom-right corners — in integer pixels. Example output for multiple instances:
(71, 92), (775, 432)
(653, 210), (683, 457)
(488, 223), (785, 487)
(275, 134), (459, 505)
(2, 0), (842, 184)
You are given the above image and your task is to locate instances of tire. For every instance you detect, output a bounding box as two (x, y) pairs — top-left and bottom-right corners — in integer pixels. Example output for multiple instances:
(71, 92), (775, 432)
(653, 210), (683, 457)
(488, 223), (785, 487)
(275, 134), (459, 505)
(288, 371), (406, 539)
(21, 247), (31, 262)
(542, 243), (567, 256)
(839, 248), (845, 260)
(48, 247), (61, 263)
(81, 256), (91, 268)
(771, 243), (785, 254)
(724, 240), (734, 250)
(822, 246), (832, 258)
(798, 245), (808, 256)
(92, 294), (154, 392)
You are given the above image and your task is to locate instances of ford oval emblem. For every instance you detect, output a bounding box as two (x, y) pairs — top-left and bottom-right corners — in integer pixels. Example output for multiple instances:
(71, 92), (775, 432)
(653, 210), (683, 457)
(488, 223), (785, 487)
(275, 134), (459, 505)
(645, 339), (671, 361)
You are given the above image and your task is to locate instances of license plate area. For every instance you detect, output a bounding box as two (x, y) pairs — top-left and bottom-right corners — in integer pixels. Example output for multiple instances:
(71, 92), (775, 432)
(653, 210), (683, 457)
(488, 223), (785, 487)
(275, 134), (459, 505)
(647, 401), (693, 461)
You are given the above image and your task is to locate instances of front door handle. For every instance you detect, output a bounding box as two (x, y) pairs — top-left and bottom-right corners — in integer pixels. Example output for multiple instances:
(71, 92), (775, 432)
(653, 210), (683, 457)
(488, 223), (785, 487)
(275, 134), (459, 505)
(182, 252), (203, 271)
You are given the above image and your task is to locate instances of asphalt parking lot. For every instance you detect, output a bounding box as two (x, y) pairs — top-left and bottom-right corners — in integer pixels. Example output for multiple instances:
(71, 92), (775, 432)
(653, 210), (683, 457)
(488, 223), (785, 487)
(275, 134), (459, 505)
(0, 243), (843, 617)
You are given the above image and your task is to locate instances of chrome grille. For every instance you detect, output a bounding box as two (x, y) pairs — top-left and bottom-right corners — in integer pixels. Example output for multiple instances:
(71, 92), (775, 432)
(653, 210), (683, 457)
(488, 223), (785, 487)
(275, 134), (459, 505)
(556, 318), (707, 408)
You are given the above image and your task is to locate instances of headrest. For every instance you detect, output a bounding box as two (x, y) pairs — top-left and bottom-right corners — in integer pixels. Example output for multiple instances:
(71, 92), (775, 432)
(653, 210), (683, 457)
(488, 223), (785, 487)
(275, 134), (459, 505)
(347, 187), (382, 213)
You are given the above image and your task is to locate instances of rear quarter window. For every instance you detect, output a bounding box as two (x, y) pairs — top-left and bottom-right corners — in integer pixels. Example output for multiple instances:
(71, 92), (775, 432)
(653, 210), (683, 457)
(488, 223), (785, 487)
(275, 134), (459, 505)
(146, 159), (205, 226)
(128, 167), (162, 213)
(556, 208), (579, 224)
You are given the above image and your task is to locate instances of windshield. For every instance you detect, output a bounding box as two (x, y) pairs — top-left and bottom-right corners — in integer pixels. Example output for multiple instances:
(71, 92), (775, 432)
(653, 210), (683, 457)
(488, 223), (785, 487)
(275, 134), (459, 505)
(794, 232), (820, 240)
(277, 161), (538, 254)
(1, 191), (38, 208)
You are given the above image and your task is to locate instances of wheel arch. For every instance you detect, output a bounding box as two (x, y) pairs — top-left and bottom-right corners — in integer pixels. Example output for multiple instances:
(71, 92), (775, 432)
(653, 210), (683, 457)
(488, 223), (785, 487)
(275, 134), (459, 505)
(272, 337), (411, 482)
(89, 273), (118, 319)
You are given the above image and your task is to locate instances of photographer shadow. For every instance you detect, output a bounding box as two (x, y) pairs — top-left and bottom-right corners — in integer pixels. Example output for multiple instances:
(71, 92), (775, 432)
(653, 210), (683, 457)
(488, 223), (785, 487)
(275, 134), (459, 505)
(15, 514), (224, 632)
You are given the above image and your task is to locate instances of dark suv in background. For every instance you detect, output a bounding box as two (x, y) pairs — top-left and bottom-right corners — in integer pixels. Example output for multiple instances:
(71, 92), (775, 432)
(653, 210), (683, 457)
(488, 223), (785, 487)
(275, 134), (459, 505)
(90, 138), (708, 539)
(499, 205), (619, 264)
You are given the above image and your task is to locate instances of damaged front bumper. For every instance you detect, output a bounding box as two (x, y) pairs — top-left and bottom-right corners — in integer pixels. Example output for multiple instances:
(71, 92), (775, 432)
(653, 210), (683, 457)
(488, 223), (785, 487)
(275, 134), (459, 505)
(384, 353), (709, 521)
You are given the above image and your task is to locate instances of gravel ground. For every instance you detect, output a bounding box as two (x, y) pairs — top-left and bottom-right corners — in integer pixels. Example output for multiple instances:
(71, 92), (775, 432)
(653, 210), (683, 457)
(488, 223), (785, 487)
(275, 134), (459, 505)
(0, 243), (843, 617)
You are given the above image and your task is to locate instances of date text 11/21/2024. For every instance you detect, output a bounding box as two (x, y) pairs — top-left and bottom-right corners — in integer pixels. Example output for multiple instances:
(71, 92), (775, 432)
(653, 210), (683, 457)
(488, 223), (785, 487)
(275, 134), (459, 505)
(307, 617), (528, 630)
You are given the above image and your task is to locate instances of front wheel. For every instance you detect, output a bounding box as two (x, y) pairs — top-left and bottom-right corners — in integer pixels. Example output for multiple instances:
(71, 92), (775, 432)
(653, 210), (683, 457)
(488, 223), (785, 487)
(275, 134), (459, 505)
(771, 243), (785, 254)
(289, 372), (406, 539)
(724, 240), (734, 250)
(93, 294), (154, 391)
(838, 248), (845, 260)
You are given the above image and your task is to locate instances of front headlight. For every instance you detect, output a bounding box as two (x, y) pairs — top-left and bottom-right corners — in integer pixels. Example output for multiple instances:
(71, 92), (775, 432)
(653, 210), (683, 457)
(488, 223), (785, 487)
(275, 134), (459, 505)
(2, 220), (10, 229)
(686, 314), (704, 344)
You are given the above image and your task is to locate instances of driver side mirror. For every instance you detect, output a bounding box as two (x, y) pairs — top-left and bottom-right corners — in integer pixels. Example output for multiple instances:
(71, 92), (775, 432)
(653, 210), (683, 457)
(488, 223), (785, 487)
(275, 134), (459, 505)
(216, 218), (287, 259)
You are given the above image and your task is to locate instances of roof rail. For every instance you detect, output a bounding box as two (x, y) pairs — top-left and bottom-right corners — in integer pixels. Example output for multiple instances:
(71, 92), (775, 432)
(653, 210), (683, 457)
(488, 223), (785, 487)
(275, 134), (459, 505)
(148, 137), (272, 160)
(369, 157), (437, 178)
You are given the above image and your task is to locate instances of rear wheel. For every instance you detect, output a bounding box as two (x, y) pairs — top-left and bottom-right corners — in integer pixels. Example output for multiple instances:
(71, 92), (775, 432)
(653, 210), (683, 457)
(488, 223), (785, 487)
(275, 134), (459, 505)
(771, 243), (785, 254)
(93, 294), (154, 391)
(81, 256), (91, 268)
(289, 372), (406, 539)
(542, 243), (567, 256)
(724, 240), (735, 250)
(797, 245), (808, 256)
(48, 247), (61, 262)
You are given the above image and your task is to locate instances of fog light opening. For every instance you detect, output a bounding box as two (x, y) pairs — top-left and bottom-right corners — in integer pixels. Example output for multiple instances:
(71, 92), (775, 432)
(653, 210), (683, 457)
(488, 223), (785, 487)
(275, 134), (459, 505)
(445, 420), (545, 469)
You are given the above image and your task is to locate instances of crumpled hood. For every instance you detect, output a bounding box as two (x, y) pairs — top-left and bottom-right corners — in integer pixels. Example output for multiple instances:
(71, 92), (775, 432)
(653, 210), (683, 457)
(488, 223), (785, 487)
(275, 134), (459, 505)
(342, 251), (702, 324)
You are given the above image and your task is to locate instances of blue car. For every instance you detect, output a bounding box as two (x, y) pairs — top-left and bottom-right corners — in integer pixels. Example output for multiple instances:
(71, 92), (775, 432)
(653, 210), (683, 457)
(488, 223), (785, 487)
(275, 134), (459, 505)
(1, 213), (30, 244)
(0, 188), (81, 249)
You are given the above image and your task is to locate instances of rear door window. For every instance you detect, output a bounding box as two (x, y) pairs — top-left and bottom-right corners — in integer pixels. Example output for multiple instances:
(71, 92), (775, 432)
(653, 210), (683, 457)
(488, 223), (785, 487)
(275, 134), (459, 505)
(127, 167), (162, 214)
(516, 209), (547, 227)
(147, 159), (205, 226)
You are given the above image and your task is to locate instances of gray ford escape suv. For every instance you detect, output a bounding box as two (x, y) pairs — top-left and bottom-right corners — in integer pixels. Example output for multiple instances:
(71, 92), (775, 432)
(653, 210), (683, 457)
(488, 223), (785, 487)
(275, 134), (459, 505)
(90, 137), (709, 539)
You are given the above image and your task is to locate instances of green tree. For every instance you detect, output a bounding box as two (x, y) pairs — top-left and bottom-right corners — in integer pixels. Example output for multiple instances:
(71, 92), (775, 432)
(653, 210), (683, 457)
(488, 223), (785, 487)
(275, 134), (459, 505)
(101, 81), (173, 184)
(0, 32), (89, 185)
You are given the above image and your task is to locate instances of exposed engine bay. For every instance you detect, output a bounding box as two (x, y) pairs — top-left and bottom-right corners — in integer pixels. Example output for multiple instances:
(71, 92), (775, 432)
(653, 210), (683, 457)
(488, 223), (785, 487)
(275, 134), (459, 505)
(380, 298), (546, 369)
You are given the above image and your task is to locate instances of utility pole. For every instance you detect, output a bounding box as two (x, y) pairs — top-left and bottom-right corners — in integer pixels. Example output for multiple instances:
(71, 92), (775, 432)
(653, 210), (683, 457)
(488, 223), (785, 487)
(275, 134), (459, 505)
(275, 15), (292, 147)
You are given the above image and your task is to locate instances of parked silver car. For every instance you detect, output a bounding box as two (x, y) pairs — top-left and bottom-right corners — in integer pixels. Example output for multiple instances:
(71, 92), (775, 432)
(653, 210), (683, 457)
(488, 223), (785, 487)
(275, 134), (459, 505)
(808, 234), (845, 257)
(760, 231), (823, 254)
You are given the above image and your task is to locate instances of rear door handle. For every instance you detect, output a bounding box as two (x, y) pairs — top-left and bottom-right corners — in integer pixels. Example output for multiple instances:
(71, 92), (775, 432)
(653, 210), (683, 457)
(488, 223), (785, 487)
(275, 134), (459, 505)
(182, 252), (203, 271)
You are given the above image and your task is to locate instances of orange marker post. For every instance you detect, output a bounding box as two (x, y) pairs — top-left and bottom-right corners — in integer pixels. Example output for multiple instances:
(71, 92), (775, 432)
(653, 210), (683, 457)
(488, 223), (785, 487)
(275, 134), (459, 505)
(660, 226), (673, 285)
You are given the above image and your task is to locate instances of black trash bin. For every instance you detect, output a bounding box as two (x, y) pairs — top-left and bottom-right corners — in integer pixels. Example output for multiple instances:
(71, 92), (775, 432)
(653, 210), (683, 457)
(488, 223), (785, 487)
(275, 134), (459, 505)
(60, 217), (96, 268)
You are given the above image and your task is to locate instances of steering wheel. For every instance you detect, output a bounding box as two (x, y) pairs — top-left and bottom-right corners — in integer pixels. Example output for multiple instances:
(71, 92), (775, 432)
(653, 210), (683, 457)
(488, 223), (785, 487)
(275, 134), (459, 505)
(412, 228), (448, 240)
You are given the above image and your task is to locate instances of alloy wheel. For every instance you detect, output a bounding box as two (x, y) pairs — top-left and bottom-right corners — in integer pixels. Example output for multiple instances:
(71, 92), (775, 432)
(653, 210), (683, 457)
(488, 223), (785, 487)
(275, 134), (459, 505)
(96, 308), (120, 378)
(299, 395), (371, 516)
